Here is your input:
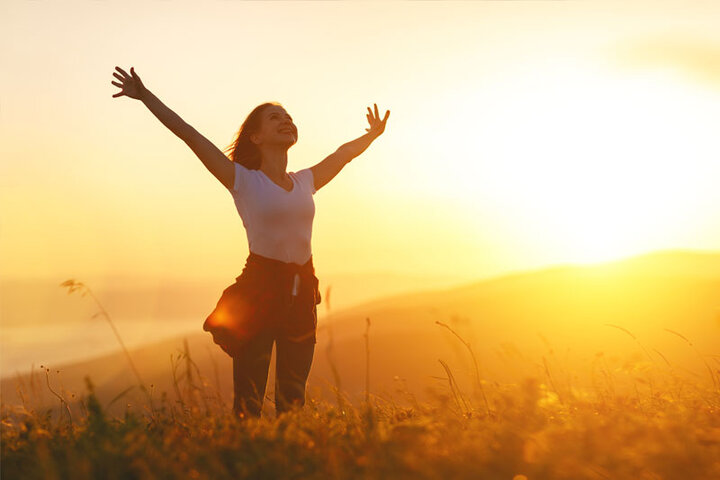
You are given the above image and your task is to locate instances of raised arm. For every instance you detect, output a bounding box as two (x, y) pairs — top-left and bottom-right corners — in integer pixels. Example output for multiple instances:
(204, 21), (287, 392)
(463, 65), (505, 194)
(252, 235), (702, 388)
(111, 66), (234, 191)
(309, 103), (390, 191)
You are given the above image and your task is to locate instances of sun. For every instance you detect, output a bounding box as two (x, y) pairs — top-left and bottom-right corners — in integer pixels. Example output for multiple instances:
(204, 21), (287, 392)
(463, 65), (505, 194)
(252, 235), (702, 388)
(451, 60), (718, 265)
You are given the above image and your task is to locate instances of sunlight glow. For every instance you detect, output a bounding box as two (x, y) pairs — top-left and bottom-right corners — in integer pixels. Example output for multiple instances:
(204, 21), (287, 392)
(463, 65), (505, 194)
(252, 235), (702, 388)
(458, 60), (720, 265)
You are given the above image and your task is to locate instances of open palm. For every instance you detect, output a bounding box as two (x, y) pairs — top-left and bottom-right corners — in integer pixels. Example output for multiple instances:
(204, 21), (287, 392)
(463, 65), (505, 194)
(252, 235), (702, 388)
(111, 66), (147, 100)
(365, 103), (390, 138)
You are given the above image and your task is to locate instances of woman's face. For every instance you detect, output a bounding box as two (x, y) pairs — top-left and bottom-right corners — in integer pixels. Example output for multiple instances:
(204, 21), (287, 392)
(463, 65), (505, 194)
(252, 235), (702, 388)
(252, 105), (297, 147)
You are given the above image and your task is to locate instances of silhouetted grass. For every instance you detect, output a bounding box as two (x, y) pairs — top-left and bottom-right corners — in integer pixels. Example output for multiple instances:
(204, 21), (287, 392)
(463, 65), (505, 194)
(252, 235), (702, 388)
(1, 280), (719, 479)
(4, 329), (720, 479)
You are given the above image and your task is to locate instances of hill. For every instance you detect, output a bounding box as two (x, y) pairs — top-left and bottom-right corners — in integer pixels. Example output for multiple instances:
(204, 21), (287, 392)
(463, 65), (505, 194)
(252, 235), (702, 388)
(2, 249), (718, 417)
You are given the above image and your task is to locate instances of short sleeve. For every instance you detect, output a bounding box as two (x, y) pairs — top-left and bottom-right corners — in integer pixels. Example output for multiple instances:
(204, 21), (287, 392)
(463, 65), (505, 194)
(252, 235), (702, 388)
(296, 168), (316, 194)
(230, 162), (247, 195)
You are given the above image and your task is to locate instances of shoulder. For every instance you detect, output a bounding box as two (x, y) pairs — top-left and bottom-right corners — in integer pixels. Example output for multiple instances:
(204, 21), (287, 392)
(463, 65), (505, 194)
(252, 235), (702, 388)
(292, 168), (317, 195)
(229, 162), (257, 195)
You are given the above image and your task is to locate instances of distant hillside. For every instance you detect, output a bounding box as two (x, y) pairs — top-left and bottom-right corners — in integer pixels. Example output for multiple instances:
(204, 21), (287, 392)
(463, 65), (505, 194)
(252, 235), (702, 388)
(316, 249), (719, 395)
(0, 272), (470, 328)
(3, 249), (719, 417)
(600, 249), (720, 278)
(330, 249), (720, 339)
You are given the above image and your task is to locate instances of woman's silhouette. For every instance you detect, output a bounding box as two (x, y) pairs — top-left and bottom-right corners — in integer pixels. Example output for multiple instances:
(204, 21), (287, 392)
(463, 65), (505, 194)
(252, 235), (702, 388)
(111, 66), (389, 418)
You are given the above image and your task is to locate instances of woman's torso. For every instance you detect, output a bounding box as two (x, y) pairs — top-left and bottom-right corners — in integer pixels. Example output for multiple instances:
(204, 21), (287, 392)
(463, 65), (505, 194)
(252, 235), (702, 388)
(227, 161), (317, 265)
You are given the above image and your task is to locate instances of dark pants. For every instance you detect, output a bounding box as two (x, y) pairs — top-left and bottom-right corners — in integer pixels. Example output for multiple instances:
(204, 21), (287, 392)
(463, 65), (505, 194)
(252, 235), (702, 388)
(204, 251), (320, 417)
(232, 325), (315, 418)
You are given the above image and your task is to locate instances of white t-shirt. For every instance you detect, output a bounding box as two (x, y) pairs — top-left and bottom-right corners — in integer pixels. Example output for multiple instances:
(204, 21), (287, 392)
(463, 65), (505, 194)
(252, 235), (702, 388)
(228, 161), (316, 265)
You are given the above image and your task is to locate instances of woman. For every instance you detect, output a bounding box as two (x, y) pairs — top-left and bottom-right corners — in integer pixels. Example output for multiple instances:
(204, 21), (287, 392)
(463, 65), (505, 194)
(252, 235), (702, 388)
(110, 66), (389, 418)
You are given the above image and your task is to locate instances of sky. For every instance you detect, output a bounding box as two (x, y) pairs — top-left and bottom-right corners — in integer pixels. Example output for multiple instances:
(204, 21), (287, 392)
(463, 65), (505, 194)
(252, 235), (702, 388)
(2, 0), (720, 285)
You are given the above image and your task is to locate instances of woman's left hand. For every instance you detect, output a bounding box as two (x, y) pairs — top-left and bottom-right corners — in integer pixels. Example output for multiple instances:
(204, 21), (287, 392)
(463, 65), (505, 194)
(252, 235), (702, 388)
(365, 103), (390, 138)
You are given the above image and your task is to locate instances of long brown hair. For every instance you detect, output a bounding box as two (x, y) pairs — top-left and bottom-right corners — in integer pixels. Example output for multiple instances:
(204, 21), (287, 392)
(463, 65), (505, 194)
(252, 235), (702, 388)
(223, 102), (282, 170)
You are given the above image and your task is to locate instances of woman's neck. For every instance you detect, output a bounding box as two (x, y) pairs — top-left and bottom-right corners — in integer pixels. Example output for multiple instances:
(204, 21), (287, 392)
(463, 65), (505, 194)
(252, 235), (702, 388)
(258, 146), (289, 178)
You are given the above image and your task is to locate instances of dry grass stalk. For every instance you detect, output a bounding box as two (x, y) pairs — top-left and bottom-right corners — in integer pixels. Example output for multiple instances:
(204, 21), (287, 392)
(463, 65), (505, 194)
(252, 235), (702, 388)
(59, 279), (154, 411)
(435, 320), (492, 416)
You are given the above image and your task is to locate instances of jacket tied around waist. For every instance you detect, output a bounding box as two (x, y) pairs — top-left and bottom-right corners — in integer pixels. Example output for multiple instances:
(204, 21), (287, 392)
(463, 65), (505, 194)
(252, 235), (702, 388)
(203, 252), (321, 357)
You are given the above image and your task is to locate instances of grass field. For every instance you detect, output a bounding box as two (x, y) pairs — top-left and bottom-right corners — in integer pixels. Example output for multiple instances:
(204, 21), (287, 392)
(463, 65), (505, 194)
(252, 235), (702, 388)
(2, 323), (719, 480)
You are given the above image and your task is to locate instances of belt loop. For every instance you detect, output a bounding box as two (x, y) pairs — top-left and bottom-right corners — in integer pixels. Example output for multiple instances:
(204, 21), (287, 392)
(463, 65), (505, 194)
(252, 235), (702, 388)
(291, 272), (300, 296)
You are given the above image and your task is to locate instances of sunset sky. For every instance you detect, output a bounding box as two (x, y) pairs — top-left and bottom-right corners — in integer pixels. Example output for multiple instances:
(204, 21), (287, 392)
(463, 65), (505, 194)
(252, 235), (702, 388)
(2, 0), (720, 285)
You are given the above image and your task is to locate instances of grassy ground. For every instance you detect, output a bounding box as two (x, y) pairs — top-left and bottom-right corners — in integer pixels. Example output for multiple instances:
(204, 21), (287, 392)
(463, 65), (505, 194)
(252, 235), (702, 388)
(3, 281), (719, 478)
(2, 354), (719, 480)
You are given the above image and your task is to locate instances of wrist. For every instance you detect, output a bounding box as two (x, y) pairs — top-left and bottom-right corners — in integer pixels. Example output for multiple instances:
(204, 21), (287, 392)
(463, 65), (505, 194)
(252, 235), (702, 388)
(138, 87), (151, 102)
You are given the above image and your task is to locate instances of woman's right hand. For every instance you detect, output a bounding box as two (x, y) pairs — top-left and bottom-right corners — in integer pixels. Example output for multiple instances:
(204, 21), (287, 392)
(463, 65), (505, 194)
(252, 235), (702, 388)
(111, 66), (147, 100)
